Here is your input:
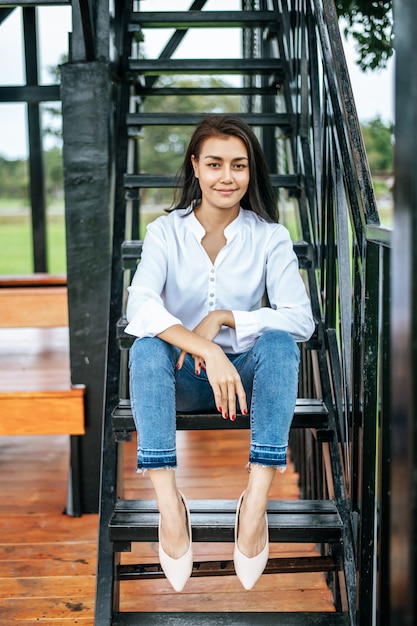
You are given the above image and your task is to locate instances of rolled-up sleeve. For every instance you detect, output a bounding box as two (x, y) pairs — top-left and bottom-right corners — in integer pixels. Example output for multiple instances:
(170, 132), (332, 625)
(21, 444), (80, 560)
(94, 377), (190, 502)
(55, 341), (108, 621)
(125, 286), (182, 338)
(230, 227), (315, 351)
(125, 223), (183, 338)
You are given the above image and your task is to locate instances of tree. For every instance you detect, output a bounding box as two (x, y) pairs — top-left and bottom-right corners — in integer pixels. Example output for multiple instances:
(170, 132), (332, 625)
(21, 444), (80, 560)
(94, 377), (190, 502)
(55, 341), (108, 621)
(336, 1), (393, 70)
(361, 116), (394, 173)
(0, 157), (28, 201)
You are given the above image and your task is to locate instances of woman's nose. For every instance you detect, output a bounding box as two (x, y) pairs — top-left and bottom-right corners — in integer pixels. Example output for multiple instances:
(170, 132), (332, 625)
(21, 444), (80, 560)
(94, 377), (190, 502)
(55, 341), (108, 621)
(220, 166), (233, 182)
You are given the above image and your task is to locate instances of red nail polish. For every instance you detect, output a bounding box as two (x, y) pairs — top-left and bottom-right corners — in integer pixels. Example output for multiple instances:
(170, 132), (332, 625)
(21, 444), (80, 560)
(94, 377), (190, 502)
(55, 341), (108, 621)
(195, 370), (199, 375)
(231, 414), (236, 421)
(243, 409), (248, 415)
(176, 363), (180, 370)
(218, 407), (222, 413)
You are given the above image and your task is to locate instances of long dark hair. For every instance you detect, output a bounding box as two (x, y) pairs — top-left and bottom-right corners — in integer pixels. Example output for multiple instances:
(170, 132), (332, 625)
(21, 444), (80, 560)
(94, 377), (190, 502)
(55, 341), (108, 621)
(171, 114), (278, 223)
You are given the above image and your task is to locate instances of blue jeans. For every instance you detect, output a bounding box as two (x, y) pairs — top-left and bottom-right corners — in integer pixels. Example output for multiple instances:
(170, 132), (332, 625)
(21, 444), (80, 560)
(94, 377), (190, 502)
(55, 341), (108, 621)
(129, 330), (300, 472)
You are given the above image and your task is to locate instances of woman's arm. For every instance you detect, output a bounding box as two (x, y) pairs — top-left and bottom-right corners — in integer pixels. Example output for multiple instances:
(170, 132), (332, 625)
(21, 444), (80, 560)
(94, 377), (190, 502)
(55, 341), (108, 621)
(229, 227), (315, 351)
(158, 321), (247, 421)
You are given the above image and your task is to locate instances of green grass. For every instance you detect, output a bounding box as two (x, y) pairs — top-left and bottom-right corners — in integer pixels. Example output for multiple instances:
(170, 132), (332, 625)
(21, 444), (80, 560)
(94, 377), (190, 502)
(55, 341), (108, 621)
(0, 214), (67, 275)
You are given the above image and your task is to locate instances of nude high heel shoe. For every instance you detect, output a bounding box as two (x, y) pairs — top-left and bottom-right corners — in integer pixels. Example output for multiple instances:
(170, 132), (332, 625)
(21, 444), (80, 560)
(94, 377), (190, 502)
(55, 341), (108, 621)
(233, 491), (269, 590)
(158, 491), (193, 592)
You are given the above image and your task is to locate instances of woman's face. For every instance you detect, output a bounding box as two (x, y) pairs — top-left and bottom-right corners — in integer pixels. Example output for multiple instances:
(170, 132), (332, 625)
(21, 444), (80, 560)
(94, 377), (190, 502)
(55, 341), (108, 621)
(191, 135), (250, 214)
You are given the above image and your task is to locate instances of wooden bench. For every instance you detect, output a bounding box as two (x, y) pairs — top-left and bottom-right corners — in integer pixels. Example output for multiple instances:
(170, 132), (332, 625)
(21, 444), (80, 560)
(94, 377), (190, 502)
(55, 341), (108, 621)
(0, 274), (85, 436)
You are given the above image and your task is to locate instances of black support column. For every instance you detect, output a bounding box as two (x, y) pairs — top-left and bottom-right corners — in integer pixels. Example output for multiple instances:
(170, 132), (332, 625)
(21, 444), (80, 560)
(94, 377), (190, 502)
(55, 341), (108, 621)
(61, 60), (111, 514)
(60, 0), (112, 515)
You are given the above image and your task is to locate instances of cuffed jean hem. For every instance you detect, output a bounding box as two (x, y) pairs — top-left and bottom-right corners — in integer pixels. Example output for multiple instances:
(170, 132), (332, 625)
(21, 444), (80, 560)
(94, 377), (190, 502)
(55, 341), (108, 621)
(248, 443), (288, 471)
(137, 449), (177, 473)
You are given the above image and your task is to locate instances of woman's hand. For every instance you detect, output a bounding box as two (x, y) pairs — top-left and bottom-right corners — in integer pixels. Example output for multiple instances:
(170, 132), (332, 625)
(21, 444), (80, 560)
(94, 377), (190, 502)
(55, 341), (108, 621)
(174, 310), (246, 420)
(176, 310), (234, 372)
(202, 342), (248, 421)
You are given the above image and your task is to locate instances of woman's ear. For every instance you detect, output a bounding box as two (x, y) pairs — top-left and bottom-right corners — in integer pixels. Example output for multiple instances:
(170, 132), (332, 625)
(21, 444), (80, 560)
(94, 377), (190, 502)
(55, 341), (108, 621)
(191, 154), (199, 178)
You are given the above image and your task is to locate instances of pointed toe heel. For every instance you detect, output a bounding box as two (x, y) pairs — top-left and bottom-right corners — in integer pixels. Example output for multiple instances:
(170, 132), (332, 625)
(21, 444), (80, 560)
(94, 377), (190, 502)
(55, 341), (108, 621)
(158, 491), (193, 592)
(233, 491), (269, 590)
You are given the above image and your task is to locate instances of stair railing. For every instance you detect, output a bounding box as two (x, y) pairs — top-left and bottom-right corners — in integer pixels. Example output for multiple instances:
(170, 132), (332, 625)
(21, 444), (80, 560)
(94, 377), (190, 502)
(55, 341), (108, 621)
(271, 1), (392, 623)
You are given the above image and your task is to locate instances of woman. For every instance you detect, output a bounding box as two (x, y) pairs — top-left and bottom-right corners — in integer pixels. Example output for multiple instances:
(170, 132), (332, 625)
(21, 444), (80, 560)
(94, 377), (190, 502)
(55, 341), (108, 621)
(125, 114), (315, 592)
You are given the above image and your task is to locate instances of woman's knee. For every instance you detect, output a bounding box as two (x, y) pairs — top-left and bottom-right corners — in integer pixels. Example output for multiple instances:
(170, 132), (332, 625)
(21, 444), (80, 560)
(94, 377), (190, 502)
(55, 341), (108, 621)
(254, 330), (299, 361)
(129, 336), (178, 374)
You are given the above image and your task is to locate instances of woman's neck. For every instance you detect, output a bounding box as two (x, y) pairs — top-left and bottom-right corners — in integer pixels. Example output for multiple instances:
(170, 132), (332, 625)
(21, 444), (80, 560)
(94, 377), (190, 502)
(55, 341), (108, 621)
(194, 203), (240, 234)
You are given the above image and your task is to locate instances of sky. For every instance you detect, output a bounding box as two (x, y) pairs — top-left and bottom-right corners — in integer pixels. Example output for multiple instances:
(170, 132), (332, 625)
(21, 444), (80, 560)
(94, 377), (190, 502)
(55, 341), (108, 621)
(0, 1), (394, 160)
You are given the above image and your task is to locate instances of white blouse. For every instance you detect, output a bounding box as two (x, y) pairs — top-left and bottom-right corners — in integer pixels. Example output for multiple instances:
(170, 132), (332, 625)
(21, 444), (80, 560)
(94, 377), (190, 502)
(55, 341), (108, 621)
(125, 207), (315, 354)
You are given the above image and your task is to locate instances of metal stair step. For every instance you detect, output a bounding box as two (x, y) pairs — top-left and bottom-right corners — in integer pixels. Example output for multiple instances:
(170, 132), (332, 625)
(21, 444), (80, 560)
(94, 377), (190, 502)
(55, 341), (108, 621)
(130, 10), (279, 30)
(117, 554), (342, 581)
(135, 85), (278, 97)
(124, 173), (300, 191)
(112, 398), (329, 435)
(126, 112), (294, 136)
(109, 498), (343, 545)
(113, 613), (348, 626)
(128, 58), (285, 79)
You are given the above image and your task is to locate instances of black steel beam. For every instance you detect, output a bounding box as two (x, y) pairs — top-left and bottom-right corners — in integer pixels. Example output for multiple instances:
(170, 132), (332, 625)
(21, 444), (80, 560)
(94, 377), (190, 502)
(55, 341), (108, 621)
(23, 6), (47, 273)
(78, 0), (95, 61)
(0, 7), (14, 25)
(124, 173), (299, 190)
(112, 613), (349, 626)
(0, 1), (69, 4)
(129, 57), (285, 77)
(136, 86), (277, 96)
(129, 10), (277, 29)
(118, 554), (341, 581)
(126, 112), (293, 137)
(0, 84), (60, 103)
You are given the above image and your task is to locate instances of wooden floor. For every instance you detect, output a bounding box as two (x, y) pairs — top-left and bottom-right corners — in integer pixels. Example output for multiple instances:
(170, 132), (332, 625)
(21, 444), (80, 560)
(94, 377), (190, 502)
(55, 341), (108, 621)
(0, 328), (337, 623)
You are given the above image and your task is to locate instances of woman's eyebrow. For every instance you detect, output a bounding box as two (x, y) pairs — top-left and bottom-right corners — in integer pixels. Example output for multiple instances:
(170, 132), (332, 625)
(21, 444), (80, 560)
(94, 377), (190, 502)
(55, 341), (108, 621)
(203, 155), (249, 161)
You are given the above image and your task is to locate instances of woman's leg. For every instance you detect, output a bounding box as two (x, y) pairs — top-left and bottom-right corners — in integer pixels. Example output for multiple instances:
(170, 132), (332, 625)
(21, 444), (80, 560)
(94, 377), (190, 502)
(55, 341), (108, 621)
(129, 337), (188, 557)
(234, 330), (300, 556)
(129, 336), (216, 559)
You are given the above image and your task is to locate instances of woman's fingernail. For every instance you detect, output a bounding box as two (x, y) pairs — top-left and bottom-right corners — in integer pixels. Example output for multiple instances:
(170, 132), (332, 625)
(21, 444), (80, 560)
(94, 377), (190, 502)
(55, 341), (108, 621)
(243, 409), (248, 415)
(231, 414), (236, 421)
(176, 363), (180, 370)
(218, 406), (222, 413)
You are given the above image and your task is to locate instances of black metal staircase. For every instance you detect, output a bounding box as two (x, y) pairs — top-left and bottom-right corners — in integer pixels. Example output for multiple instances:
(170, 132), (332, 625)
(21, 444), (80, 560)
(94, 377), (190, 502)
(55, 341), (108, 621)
(2, 0), (405, 621)
(93, 2), (368, 624)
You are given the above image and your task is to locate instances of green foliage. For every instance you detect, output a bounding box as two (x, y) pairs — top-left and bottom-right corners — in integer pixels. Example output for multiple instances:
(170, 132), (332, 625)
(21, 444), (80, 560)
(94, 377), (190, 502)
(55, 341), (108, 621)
(336, 1), (393, 70)
(0, 148), (63, 207)
(361, 116), (394, 173)
(0, 157), (29, 200)
(43, 147), (64, 201)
